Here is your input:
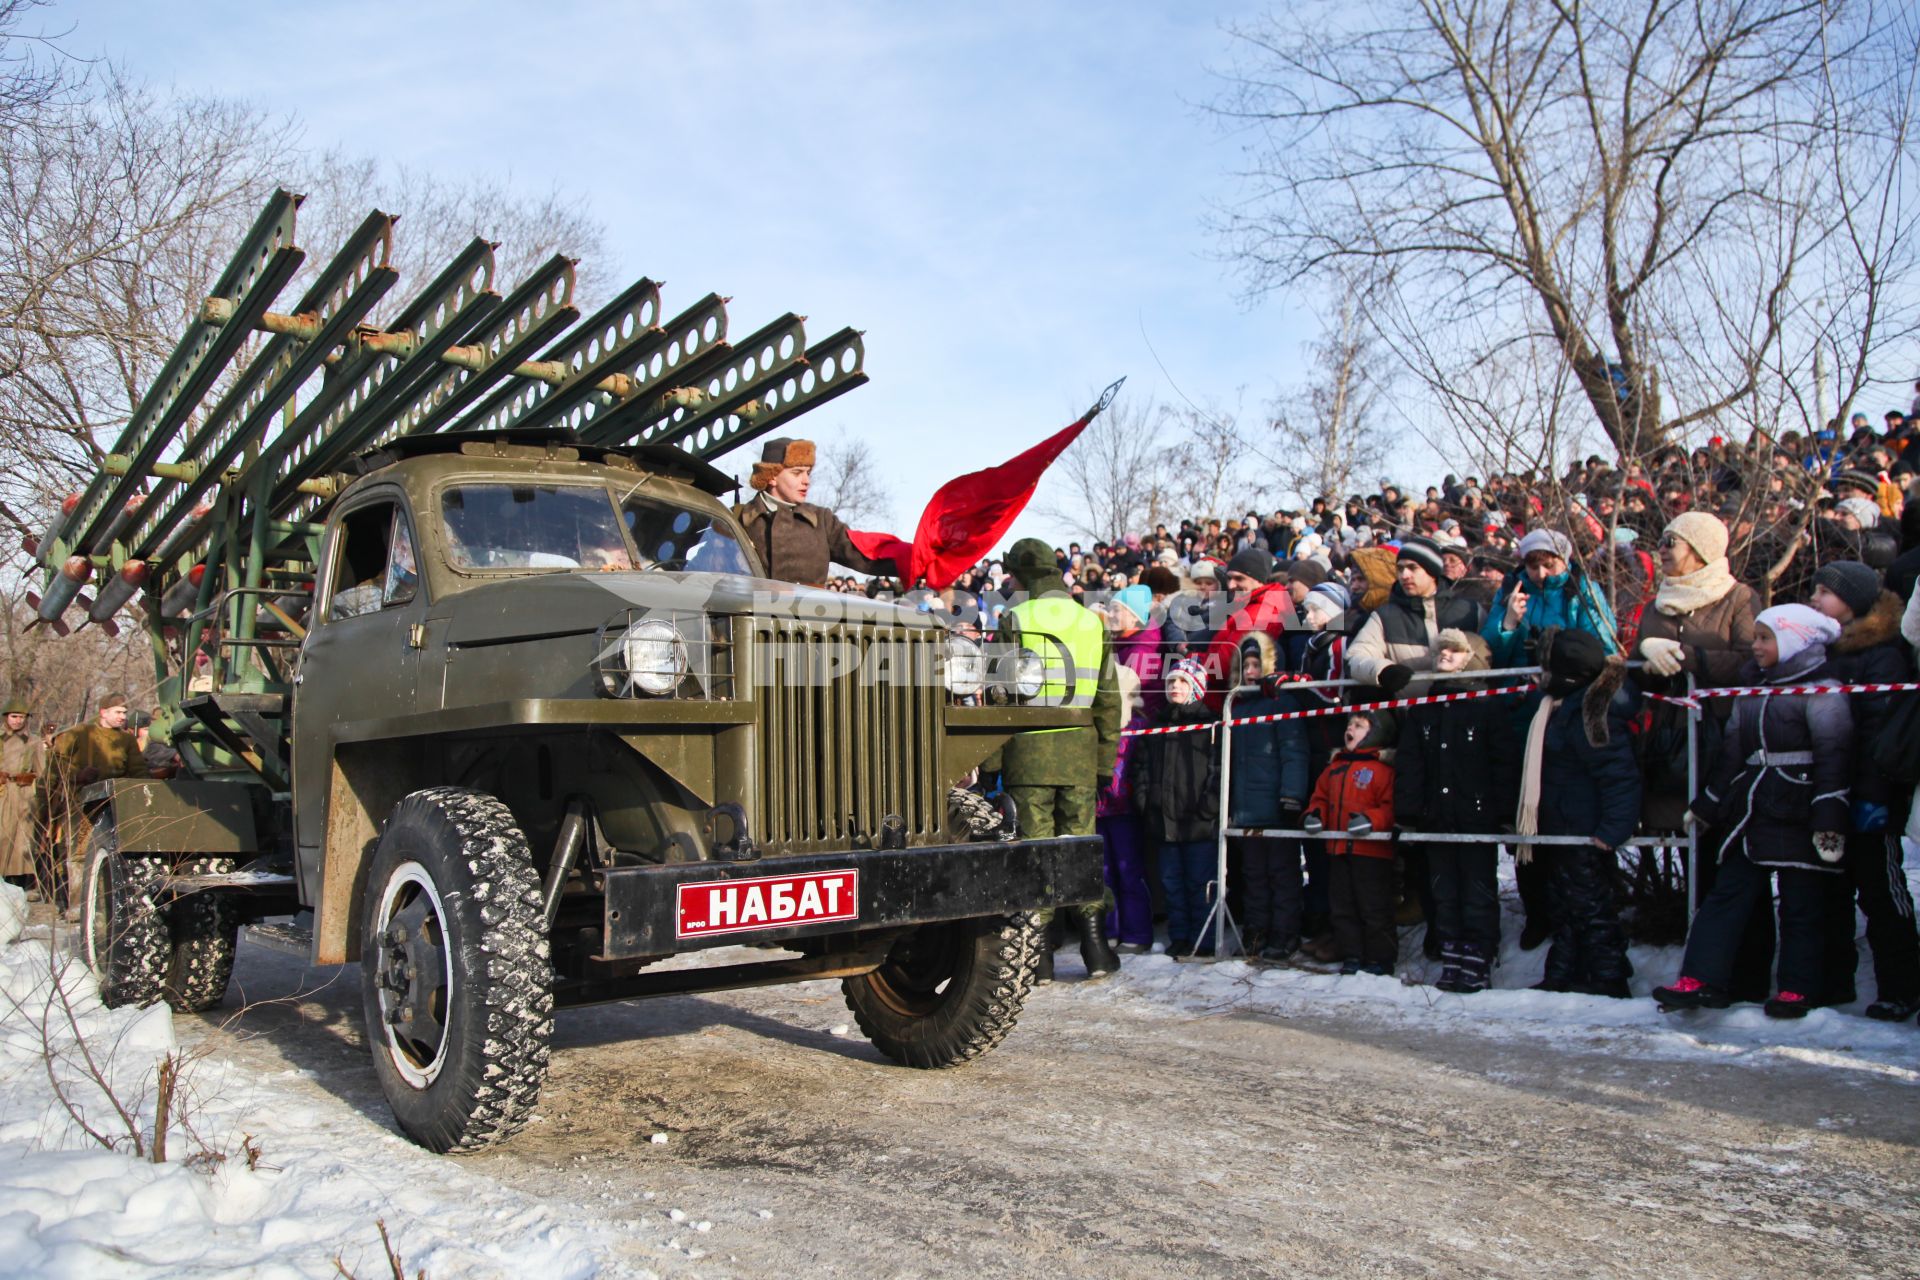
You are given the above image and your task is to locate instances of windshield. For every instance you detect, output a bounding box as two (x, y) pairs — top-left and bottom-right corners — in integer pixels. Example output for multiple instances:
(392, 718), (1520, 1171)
(441, 483), (633, 572)
(620, 495), (753, 575)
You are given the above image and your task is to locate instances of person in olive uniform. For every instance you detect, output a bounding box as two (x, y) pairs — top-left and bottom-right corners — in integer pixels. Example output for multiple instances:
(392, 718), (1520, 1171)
(995, 538), (1124, 980)
(731, 437), (901, 587)
(36, 691), (149, 913)
(1, 696), (43, 892)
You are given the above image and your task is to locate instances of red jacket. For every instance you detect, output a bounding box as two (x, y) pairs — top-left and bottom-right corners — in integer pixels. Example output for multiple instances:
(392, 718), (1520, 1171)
(1200, 582), (1298, 710)
(1305, 749), (1396, 858)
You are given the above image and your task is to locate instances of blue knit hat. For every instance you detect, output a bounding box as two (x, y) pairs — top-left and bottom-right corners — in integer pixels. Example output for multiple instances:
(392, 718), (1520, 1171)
(1112, 584), (1152, 626)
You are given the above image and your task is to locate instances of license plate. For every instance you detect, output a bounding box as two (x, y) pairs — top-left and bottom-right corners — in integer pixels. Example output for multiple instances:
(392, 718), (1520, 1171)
(675, 869), (860, 939)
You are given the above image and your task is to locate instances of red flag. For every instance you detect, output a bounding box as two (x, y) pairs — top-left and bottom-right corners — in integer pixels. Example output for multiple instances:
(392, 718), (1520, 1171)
(847, 379), (1124, 589)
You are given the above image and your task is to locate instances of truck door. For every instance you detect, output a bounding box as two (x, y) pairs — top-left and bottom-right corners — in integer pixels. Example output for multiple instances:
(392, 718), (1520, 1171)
(291, 492), (426, 864)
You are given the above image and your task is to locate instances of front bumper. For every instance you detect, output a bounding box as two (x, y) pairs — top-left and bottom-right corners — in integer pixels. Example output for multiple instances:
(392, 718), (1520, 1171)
(600, 835), (1105, 957)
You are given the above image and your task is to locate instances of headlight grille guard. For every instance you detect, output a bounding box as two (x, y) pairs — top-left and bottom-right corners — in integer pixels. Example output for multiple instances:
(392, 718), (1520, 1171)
(592, 607), (734, 699)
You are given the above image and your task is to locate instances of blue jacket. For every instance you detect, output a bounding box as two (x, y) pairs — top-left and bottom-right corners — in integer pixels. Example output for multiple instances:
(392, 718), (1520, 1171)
(1523, 665), (1642, 850)
(1483, 568), (1618, 668)
(1228, 682), (1312, 826)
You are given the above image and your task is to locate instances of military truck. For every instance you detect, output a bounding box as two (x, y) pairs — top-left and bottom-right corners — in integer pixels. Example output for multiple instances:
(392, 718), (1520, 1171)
(28, 192), (1104, 1153)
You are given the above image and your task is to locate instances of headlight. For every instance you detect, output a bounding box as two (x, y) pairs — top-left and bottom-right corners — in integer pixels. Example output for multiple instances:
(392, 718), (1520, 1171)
(1012, 646), (1045, 700)
(623, 619), (686, 695)
(945, 633), (985, 697)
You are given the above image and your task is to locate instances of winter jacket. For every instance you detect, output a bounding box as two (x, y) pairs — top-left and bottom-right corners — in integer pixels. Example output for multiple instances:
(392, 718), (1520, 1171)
(1395, 674), (1521, 834)
(1522, 660), (1643, 851)
(1692, 650), (1853, 873)
(1098, 709), (1147, 818)
(1632, 577), (1758, 830)
(1821, 590), (1910, 813)
(1134, 699), (1221, 844)
(1200, 582), (1298, 710)
(731, 495), (898, 587)
(1113, 620), (1169, 720)
(1305, 748), (1396, 858)
(1297, 628), (1350, 773)
(1347, 584), (1484, 689)
(1482, 567), (1619, 667)
(1226, 633), (1312, 827)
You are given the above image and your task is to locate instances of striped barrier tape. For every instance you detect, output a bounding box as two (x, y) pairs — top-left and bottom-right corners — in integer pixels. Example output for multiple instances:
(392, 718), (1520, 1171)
(1119, 679), (1920, 737)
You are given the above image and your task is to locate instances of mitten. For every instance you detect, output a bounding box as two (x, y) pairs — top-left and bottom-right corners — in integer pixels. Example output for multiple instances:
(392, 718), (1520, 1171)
(1346, 814), (1374, 837)
(1813, 831), (1846, 864)
(1851, 801), (1889, 834)
(1377, 664), (1413, 694)
(1301, 811), (1325, 833)
(1639, 636), (1685, 677)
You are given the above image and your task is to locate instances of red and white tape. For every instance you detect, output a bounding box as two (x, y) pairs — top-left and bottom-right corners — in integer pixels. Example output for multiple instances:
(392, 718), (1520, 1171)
(1120, 679), (1920, 737)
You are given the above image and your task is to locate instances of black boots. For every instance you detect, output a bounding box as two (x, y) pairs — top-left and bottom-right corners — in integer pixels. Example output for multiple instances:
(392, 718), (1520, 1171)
(1075, 906), (1119, 980)
(1434, 941), (1491, 994)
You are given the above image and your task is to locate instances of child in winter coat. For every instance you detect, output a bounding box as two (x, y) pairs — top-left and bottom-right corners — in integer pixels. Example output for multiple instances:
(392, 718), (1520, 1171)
(1303, 708), (1398, 974)
(1134, 659), (1221, 958)
(1228, 634), (1313, 961)
(1394, 630), (1519, 992)
(1655, 604), (1853, 1018)
(1098, 665), (1154, 952)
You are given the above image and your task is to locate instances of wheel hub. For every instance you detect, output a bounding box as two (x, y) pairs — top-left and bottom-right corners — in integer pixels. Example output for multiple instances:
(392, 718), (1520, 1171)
(373, 864), (452, 1086)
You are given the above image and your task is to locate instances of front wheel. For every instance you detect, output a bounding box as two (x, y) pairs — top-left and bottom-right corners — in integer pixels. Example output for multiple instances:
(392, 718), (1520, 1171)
(80, 823), (168, 1009)
(359, 787), (552, 1153)
(162, 857), (240, 1012)
(843, 912), (1045, 1068)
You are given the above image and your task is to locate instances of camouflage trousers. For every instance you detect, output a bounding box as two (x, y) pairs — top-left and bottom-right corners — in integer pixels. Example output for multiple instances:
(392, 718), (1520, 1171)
(1006, 784), (1107, 924)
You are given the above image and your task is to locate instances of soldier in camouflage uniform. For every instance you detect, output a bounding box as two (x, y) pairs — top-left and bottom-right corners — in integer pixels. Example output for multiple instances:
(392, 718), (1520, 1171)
(1, 696), (43, 893)
(36, 691), (149, 914)
(995, 538), (1123, 980)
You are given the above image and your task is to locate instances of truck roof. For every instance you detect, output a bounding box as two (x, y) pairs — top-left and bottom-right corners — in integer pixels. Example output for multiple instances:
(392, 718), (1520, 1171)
(351, 427), (739, 498)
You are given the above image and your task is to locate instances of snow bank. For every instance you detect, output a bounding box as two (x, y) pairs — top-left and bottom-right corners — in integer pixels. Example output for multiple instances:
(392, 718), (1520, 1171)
(0, 925), (641, 1279)
(0, 880), (26, 946)
(1074, 845), (1920, 1081)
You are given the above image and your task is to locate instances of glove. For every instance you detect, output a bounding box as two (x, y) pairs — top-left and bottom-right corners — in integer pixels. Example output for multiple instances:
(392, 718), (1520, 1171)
(1813, 831), (1846, 864)
(1639, 636), (1685, 677)
(1377, 664), (1413, 694)
(1259, 672), (1305, 699)
(1851, 801), (1889, 834)
(1301, 812), (1325, 833)
(1346, 814), (1374, 837)
(1681, 809), (1699, 832)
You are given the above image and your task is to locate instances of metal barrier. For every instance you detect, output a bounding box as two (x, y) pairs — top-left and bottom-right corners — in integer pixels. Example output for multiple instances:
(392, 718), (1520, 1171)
(1191, 664), (1701, 960)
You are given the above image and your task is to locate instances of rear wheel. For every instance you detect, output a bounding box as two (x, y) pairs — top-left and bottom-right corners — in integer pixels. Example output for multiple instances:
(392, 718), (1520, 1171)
(80, 823), (168, 1009)
(843, 912), (1044, 1068)
(162, 856), (240, 1012)
(359, 787), (552, 1153)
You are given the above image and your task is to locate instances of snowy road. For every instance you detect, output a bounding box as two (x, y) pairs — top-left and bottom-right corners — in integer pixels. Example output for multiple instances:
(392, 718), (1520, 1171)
(198, 941), (1920, 1279)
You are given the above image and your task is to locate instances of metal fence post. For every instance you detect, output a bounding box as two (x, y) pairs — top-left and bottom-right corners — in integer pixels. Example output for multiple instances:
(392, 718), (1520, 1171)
(1685, 670), (1699, 924)
(1203, 682), (1245, 959)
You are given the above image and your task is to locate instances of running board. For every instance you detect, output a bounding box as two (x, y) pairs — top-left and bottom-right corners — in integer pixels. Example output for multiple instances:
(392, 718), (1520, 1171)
(163, 870), (299, 897)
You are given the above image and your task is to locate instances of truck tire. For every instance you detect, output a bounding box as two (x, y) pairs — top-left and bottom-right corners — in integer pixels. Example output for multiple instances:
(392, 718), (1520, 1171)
(162, 857), (240, 1012)
(79, 823), (168, 1009)
(359, 787), (552, 1153)
(843, 911), (1045, 1069)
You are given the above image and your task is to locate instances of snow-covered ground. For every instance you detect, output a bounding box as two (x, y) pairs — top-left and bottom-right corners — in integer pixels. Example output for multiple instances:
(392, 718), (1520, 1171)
(0, 883), (648, 1279)
(1, 844), (1914, 1278)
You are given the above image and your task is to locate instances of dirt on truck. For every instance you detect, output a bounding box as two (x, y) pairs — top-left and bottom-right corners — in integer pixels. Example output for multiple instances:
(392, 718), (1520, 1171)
(28, 190), (1104, 1153)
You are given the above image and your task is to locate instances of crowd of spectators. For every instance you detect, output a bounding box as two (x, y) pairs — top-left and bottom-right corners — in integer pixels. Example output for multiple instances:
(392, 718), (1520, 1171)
(940, 398), (1920, 1023)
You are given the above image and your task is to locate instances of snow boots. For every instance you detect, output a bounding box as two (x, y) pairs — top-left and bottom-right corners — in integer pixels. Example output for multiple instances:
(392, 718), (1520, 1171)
(1074, 906), (1119, 980)
(1653, 975), (1731, 1010)
(1434, 941), (1491, 994)
(1764, 990), (1812, 1019)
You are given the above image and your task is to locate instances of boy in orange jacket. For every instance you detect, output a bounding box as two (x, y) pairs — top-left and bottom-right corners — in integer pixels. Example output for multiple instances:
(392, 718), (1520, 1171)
(1303, 709), (1398, 975)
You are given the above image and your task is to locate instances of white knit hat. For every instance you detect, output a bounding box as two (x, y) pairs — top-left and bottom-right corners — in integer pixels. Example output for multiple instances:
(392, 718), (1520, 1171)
(1754, 603), (1841, 666)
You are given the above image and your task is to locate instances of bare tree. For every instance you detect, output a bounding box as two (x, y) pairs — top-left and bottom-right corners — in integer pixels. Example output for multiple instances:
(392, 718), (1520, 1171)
(1213, 0), (1920, 459)
(810, 426), (892, 529)
(1268, 280), (1394, 503)
(1038, 391), (1175, 542)
(1161, 397), (1265, 521)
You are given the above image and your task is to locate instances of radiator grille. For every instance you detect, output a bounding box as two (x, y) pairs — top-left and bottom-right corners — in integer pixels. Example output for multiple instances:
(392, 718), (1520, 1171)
(752, 619), (942, 854)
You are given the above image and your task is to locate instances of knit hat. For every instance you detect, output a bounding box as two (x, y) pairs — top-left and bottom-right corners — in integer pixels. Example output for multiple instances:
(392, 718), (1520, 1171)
(1834, 469), (1881, 498)
(1168, 657), (1208, 700)
(1394, 536), (1446, 581)
(1543, 630), (1608, 695)
(1663, 511), (1729, 564)
(1515, 528), (1574, 561)
(1811, 561), (1881, 619)
(1112, 584), (1152, 627)
(747, 437), (815, 491)
(1226, 546), (1276, 583)
(1755, 603), (1842, 665)
(1156, 547), (1180, 568)
(1302, 580), (1352, 622)
(1285, 558), (1329, 590)
(1141, 565), (1180, 597)
(1437, 628), (1492, 670)
(1188, 558), (1221, 584)
(1837, 497), (1882, 529)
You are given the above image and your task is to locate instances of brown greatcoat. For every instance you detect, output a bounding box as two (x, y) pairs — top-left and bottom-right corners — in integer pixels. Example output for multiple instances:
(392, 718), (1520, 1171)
(0, 726), (43, 877)
(730, 495), (899, 587)
(1633, 579), (1757, 829)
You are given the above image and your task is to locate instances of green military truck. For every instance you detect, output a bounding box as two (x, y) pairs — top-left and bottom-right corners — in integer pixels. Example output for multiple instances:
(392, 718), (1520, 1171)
(29, 192), (1103, 1153)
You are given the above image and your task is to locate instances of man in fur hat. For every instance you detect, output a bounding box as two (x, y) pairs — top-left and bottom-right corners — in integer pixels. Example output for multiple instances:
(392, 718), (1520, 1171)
(732, 437), (901, 588)
(1, 696), (42, 892)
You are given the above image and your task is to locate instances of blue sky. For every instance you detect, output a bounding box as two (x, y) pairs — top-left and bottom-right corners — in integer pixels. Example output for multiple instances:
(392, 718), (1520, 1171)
(71, 1), (1342, 544)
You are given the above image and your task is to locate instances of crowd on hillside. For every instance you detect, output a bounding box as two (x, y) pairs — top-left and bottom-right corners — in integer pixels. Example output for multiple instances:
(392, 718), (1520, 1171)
(944, 399), (1920, 1022)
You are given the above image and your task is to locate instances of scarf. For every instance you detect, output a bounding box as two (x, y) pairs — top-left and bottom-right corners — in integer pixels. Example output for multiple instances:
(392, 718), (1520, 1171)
(1514, 695), (1561, 864)
(1653, 557), (1738, 617)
